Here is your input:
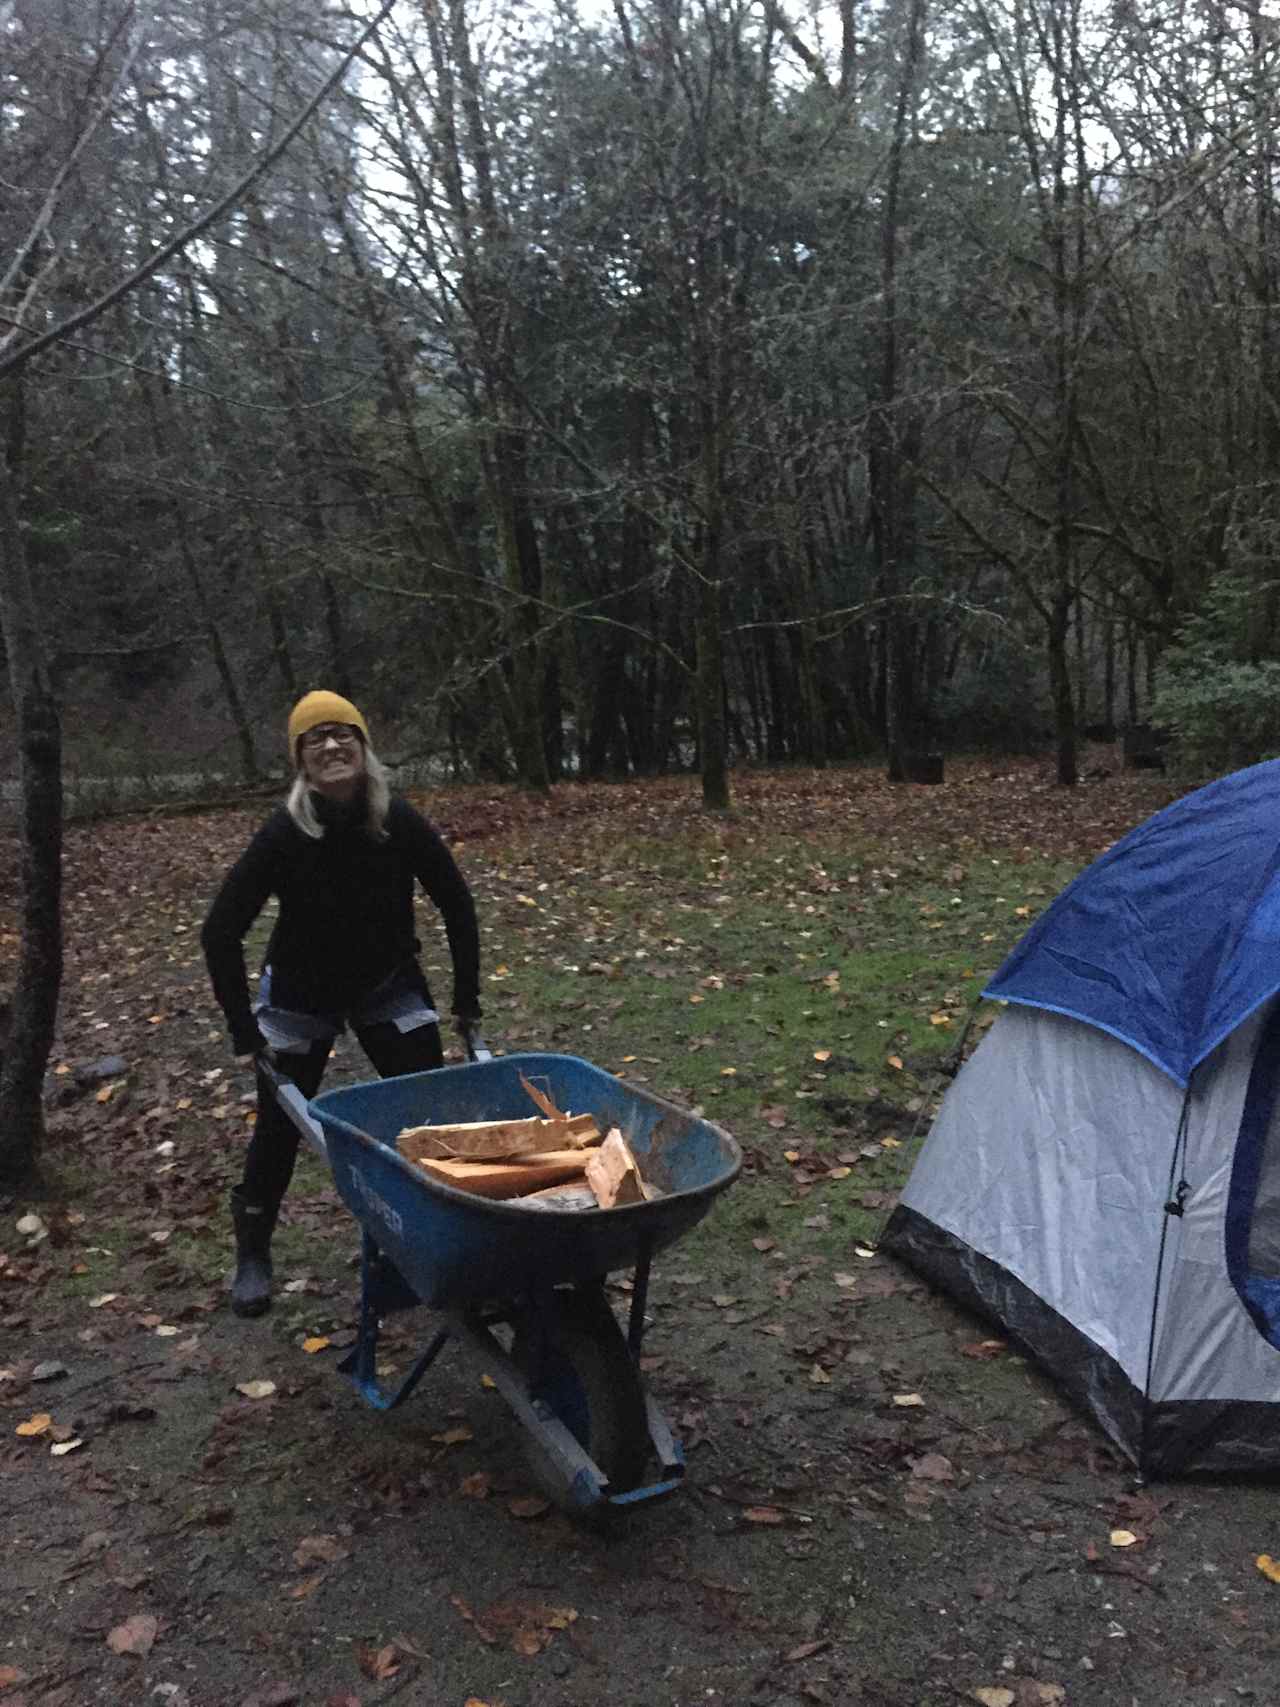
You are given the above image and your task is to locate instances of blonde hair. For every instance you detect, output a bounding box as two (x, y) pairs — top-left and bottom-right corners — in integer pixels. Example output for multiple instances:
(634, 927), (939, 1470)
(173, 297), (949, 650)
(287, 744), (392, 841)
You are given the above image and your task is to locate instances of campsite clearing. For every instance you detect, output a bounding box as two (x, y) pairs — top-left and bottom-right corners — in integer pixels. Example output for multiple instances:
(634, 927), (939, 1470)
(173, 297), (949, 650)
(6, 758), (1280, 1706)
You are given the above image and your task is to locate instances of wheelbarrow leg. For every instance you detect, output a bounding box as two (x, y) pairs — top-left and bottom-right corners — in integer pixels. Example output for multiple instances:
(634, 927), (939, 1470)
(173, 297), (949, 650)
(621, 1236), (683, 1481)
(338, 1229), (450, 1412)
(627, 1233), (654, 1358)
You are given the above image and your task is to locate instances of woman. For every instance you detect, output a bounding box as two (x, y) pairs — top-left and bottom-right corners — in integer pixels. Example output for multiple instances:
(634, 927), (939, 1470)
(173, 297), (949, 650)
(201, 690), (481, 1317)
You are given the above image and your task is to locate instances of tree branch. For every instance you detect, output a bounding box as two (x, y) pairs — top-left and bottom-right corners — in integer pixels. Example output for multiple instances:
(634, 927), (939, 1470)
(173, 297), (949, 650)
(0, 0), (402, 382)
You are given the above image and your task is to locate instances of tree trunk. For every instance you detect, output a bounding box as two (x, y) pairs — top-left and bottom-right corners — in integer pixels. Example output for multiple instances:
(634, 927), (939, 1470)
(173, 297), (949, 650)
(0, 415), (62, 1185)
(1048, 586), (1078, 787)
(491, 431), (551, 794)
(264, 585), (299, 705)
(142, 380), (260, 780)
(869, 0), (926, 783)
(696, 569), (729, 809)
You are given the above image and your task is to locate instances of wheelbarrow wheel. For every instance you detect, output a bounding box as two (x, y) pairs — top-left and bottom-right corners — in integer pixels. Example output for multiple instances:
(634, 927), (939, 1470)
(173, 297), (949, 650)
(513, 1285), (649, 1515)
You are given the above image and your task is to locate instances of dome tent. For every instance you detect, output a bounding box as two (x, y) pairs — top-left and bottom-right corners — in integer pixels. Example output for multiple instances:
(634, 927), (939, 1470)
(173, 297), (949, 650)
(881, 759), (1280, 1475)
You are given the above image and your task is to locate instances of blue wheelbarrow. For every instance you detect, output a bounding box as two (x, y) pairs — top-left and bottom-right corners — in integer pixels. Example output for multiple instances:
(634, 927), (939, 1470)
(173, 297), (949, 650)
(263, 1049), (741, 1521)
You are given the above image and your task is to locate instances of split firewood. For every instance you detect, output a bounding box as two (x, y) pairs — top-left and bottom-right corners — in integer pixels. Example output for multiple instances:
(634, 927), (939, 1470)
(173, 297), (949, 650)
(395, 1111), (600, 1161)
(584, 1127), (646, 1208)
(403, 1148), (590, 1199)
(518, 1072), (567, 1120)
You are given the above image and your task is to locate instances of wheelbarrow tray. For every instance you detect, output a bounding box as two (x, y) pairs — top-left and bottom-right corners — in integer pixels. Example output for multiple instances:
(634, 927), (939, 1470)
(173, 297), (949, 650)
(309, 1052), (741, 1313)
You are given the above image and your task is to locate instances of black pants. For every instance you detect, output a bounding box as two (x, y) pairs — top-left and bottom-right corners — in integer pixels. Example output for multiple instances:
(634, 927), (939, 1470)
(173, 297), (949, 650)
(241, 1020), (444, 1209)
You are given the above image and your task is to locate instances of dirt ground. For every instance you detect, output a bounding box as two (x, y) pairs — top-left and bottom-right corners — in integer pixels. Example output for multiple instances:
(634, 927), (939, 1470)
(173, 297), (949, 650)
(7, 1210), (1280, 1707)
(5, 764), (1280, 1707)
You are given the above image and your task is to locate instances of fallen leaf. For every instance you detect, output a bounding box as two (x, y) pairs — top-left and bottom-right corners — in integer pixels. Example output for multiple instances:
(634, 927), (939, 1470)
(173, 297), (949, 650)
(887, 1055), (904, 1070)
(356, 1643), (400, 1681)
(810, 1364), (831, 1385)
(301, 1336), (330, 1354)
(813, 1049), (831, 1063)
(431, 1425), (472, 1446)
(970, 1690), (1014, 1707)
(786, 1639), (830, 1661)
(719, 1066), (737, 1076)
(0, 1666), (26, 1688)
(1110, 1528), (1139, 1548)
(508, 1494), (550, 1519)
(1257, 1553), (1280, 1582)
(293, 1534), (349, 1567)
(910, 1453), (955, 1482)
(235, 1380), (276, 1401)
(287, 1572), (326, 1601)
(961, 1339), (1007, 1359)
(106, 1613), (158, 1656)
(743, 1506), (786, 1524)
(752, 1236), (777, 1252)
(460, 1471), (491, 1498)
(239, 1685), (300, 1707)
(51, 1438), (85, 1457)
(89, 1293), (119, 1309)
(891, 1393), (925, 1408)
(16, 1412), (52, 1437)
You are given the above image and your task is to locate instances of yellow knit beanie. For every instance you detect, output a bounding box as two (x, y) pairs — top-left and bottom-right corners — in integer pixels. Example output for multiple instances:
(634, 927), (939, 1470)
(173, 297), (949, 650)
(287, 691), (370, 763)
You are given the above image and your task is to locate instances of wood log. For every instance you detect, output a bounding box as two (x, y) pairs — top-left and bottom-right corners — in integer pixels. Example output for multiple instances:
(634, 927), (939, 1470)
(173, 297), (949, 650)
(402, 1147), (590, 1199)
(518, 1072), (566, 1120)
(395, 1111), (600, 1160)
(584, 1127), (645, 1208)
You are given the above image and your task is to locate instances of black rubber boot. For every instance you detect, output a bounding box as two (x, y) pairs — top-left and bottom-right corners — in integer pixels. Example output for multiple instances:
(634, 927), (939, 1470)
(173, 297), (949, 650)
(230, 1187), (278, 1318)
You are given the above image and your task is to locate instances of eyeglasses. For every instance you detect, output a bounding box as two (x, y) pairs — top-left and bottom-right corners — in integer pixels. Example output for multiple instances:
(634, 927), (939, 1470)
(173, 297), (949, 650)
(300, 724), (361, 752)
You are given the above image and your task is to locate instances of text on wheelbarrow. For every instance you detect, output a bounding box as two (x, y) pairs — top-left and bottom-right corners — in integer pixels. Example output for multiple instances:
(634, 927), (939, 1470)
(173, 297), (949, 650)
(346, 1166), (404, 1238)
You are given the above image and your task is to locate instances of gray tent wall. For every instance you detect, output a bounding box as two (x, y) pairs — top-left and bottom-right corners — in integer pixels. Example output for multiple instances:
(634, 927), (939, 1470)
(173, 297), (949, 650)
(882, 1002), (1280, 1475)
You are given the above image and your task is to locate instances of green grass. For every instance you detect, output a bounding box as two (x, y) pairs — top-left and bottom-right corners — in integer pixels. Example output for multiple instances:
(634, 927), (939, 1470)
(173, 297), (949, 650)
(459, 829), (1080, 1274)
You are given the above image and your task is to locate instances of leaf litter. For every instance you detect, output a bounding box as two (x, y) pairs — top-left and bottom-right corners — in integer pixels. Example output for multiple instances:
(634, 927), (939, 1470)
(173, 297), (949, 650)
(6, 761), (1256, 1706)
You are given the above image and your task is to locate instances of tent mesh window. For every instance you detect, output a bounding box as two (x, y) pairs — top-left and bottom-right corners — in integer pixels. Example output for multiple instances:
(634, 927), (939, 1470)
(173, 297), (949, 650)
(1227, 1004), (1280, 1347)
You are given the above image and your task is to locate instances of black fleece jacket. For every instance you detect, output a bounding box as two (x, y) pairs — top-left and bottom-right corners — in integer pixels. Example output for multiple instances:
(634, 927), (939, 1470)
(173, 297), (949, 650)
(201, 795), (481, 1056)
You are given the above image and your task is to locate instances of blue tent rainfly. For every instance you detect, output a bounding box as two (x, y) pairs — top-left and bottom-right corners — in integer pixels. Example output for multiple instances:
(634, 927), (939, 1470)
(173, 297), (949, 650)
(985, 758), (1280, 1087)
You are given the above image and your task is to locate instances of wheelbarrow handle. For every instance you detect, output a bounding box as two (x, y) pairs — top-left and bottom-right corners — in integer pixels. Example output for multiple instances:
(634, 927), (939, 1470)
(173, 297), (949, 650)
(255, 1054), (328, 1159)
(459, 1020), (493, 1064)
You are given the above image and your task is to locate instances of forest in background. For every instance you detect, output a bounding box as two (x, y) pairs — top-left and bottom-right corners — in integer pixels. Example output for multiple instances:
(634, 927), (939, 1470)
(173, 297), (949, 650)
(3, 0), (1279, 1177)
(5, 0), (1280, 810)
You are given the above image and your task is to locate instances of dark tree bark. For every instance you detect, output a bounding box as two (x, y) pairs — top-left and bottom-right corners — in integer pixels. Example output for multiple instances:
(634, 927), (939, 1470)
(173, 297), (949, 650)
(0, 388), (63, 1184)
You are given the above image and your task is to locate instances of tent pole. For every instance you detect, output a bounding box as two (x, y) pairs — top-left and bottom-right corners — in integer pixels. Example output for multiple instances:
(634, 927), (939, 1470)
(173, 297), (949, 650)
(1137, 1076), (1195, 1482)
